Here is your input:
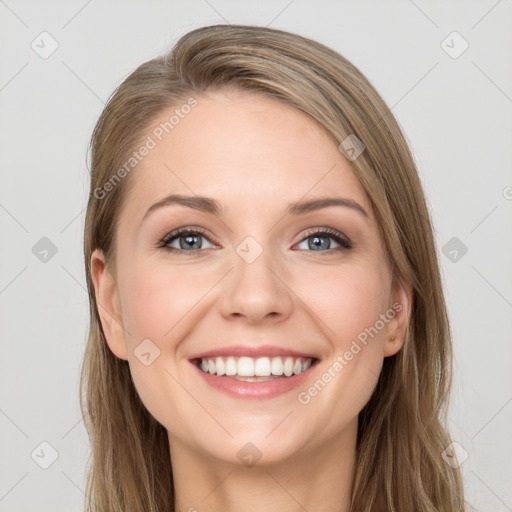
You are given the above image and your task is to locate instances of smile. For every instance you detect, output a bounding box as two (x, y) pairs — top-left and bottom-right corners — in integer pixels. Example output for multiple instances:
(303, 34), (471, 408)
(190, 355), (320, 400)
(196, 356), (313, 379)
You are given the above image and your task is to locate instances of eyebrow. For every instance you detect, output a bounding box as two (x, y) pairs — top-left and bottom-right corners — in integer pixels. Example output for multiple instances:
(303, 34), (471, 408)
(140, 194), (369, 225)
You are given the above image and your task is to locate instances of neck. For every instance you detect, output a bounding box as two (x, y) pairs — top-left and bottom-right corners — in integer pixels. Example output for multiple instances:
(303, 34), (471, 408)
(169, 418), (357, 512)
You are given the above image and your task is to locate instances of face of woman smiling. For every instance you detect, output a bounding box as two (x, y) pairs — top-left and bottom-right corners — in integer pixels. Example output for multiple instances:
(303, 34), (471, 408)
(91, 87), (410, 471)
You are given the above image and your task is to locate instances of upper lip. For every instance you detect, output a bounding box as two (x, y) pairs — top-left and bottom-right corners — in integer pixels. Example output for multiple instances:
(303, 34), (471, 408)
(189, 344), (319, 360)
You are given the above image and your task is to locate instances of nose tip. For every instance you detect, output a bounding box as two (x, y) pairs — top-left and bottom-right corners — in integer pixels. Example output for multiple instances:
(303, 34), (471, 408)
(219, 251), (293, 325)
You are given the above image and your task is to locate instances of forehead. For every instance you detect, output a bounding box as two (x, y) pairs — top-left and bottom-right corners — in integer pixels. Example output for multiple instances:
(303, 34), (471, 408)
(119, 88), (373, 222)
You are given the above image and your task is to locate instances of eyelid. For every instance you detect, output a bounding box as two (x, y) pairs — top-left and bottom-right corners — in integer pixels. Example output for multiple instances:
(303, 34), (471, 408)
(158, 225), (352, 253)
(157, 226), (217, 250)
(294, 227), (352, 252)
(298, 226), (351, 245)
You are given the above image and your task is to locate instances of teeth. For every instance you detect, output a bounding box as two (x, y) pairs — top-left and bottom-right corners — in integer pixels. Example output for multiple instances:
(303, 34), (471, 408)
(197, 356), (313, 377)
(238, 357), (254, 377)
(271, 356), (283, 376)
(283, 357), (294, 377)
(225, 357), (237, 376)
(216, 357), (225, 376)
(255, 357), (271, 376)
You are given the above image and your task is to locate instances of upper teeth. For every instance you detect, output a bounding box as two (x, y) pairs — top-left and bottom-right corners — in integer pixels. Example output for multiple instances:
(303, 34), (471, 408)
(199, 356), (313, 377)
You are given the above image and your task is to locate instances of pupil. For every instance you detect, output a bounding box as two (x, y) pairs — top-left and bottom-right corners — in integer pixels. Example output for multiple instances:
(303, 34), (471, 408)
(310, 236), (329, 250)
(183, 235), (200, 249)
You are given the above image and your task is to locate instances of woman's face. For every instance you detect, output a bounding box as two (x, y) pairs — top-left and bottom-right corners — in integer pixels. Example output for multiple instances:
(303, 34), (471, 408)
(92, 87), (410, 466)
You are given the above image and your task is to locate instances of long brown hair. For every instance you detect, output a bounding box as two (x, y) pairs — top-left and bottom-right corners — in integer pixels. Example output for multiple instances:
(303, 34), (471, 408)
(80, 24), (466, 511)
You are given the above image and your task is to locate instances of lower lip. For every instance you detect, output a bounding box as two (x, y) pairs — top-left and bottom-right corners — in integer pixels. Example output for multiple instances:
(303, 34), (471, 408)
(191, 361), (318, 400)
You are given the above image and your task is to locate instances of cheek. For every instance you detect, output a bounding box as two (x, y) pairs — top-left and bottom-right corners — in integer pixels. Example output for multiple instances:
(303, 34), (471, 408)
(118, 260), (207, 344)
(294, 267), (390, 430)
(116, 262), (210, 429)
(302, 264), (390, 348)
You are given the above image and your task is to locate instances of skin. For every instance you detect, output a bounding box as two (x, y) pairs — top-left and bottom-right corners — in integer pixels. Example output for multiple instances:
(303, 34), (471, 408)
(91, 87), (411, 512)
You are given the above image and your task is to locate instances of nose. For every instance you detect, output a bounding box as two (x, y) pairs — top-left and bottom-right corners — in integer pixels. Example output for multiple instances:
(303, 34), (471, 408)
(219, 244), (294, 325)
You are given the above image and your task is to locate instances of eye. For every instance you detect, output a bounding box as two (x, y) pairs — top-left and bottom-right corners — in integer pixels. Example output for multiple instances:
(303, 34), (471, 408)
(158, 227), (216, 253)
(158, 226), (352, 255)
(295, 227), (352, 253)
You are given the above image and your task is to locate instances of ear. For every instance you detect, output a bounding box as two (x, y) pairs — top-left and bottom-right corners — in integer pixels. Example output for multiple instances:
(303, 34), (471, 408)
(90, 249), (128, 360)
(383, 277), (412, 357)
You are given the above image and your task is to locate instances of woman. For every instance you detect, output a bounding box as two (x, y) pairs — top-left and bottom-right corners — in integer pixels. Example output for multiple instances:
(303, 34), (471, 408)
(80, 24), (466, 511)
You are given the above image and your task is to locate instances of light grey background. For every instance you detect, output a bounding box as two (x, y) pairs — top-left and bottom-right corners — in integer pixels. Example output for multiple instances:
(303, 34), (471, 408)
(1, 1), (511, 511)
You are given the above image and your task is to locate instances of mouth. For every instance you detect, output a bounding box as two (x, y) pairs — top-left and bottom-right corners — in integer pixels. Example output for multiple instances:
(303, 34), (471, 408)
(192, 355), (319, 381)
(189, 355), (320, 400)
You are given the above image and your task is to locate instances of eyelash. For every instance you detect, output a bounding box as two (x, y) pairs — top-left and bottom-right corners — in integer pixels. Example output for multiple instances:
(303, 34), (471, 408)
(157, 226), (352, 255)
